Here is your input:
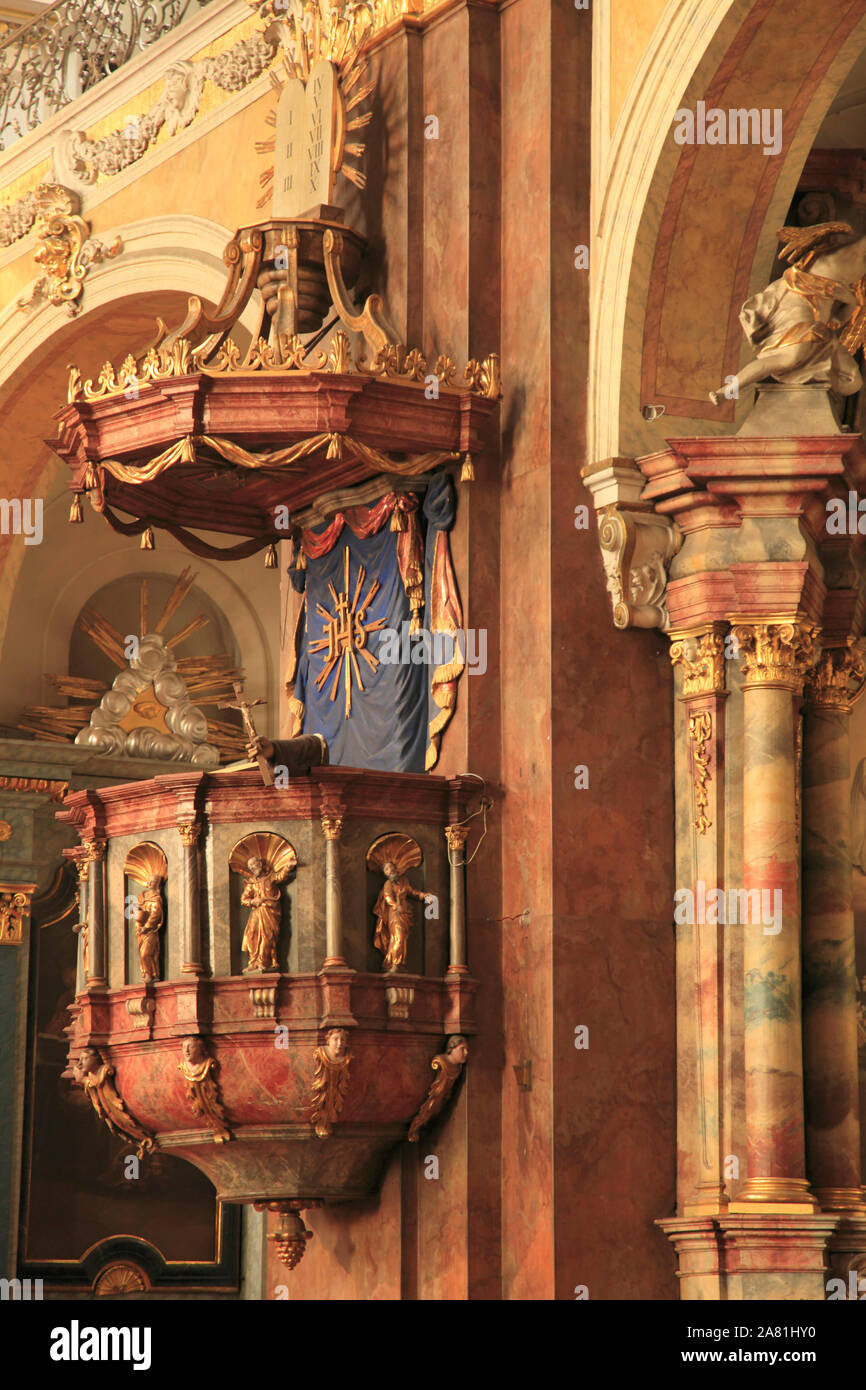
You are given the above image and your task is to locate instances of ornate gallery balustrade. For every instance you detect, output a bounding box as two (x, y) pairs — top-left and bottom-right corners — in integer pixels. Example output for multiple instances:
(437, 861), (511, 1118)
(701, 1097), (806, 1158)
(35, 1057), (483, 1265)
(0, 0), (213, 150)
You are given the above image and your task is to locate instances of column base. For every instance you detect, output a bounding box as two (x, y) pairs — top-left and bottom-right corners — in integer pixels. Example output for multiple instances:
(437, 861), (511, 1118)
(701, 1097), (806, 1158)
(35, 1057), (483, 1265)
(729, 1176), (819, 1214)
(659, 1213), (839, 1300)
(814, 1187), (866, 1217)
(683, 1181), (729, 1217)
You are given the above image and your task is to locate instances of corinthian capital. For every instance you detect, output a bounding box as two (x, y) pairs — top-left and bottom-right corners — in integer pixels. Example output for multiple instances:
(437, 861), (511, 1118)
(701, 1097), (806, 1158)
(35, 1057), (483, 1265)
(805, 642), (866, 711)
(731, 619), (820, 692)
(669, 625), (727, 697)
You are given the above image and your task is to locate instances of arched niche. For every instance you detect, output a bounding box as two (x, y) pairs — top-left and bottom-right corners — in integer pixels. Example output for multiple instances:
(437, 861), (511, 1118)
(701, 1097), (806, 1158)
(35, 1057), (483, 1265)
(228, 832), (298, 977)
(364, 831), (428, 975)
(590, 0), (866, 465)
(123, 842), (168, 987)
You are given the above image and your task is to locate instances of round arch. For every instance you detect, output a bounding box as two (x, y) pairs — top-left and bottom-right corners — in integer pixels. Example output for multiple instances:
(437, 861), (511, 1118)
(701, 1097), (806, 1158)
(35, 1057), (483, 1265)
(590, 0), (866, 465)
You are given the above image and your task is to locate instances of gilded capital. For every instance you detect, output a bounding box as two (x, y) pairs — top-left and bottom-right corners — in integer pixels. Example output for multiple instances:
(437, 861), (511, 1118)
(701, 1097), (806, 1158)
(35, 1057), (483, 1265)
(321, 814), (344, 841)
(0, 883), (37, 945)
(446, 824), (470, 852)
(177, 821), (201, 847)
(82, 837), (107, 863)
(669, 626), (727, 697)
(805, 643), (866, 711)
(731, 620), (820, 692)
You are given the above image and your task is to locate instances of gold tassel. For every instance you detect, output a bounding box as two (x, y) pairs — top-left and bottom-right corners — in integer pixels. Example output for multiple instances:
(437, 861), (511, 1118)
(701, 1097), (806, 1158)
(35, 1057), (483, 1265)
(83, 462), (99, 492)
(460, 453), (475, 482)
(140, 527), (155, 551)
(326, 433), (342, 460)
(265, 543), (278, 569)
(390, 505), (407, 533)
(68, 494), (83, 524)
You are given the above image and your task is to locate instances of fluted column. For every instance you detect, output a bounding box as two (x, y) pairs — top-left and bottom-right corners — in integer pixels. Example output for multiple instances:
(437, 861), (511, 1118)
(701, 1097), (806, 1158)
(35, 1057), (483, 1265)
(802, 644), (866, 1214)
(82, 838), (107, 987)
(669, 624), (729, 1215)
(730, 620), (819, 1212)
(178, 821), (204, 976)
(321, 811), (346, 968)
(446, 824), (469, 974)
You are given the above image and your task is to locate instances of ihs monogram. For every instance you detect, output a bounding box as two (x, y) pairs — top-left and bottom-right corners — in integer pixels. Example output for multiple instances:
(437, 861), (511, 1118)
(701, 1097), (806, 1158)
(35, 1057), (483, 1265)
(310, 546), (385, 718)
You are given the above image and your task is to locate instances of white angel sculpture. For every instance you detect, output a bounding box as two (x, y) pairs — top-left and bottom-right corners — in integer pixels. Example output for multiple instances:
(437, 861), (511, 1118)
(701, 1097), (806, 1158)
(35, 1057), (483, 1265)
(710, 223), (866, 406)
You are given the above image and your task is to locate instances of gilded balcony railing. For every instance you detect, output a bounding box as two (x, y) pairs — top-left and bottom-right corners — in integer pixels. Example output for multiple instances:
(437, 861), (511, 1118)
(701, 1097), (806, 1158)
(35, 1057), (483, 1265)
(0, 0), (213, 151)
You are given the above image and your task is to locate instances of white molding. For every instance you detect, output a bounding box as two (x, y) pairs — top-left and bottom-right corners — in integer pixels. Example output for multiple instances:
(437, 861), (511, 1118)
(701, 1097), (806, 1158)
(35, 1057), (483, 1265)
(0, 212), (263, 385)
(0, 0), (254, 193)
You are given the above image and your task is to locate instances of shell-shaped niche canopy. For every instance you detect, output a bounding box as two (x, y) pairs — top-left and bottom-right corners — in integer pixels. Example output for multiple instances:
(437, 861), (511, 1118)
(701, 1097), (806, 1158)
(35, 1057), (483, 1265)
(366, 833), (423, 876)
(229, 832), (298, 880)
(123, 842), (168, 886)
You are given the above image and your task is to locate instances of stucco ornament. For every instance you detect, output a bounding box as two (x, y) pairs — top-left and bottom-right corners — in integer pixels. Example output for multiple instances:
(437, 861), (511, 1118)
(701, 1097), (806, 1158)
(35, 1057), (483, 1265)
(710, 222), (866, 405)
(74, 632), (219, 764)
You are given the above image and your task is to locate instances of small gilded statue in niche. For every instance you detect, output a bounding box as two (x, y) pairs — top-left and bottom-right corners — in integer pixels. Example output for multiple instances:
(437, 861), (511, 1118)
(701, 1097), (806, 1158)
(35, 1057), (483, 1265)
(135, 875), (164, 984)
(124, 843), (168, 984)
(73, 1045), (154, 1158)
(229, 833), (298, 974)
(408, 1036), (469, 1142)
(366, 833), (430, 973)
(709, 222), (866, 406)
(178, 1037), (231, 1143)
(308, 1027), (352, 1139)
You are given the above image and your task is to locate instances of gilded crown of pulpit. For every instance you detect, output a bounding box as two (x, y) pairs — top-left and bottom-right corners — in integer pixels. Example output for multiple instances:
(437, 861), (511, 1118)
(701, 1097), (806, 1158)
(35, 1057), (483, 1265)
(49, 0), (496, 1272)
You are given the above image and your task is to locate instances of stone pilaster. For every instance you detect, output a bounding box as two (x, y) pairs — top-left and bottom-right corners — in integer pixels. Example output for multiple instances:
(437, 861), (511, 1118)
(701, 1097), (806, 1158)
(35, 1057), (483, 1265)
(669, 623), (729, 1215)
(178, 821), (204, 977)
(802, 643), (866, 1215)
(445, 824), (470, 975)
(729, 619), (819, 1212)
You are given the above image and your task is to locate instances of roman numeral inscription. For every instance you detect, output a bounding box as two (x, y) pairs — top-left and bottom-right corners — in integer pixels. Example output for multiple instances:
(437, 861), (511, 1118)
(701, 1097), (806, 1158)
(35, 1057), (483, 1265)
(272, 60), (336, 218)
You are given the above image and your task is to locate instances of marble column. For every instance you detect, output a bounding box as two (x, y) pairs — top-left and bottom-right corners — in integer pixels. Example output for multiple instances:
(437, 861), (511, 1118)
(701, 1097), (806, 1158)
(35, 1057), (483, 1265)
(82, 838), (107, 988)
(802, 645), (866, 1215)
(670, 624), (729, 1215)
(446, 824), (469, 974)
(178, 821), (204, 976)
(321, 812), (346, 968)
(730, 621), (818, 1213)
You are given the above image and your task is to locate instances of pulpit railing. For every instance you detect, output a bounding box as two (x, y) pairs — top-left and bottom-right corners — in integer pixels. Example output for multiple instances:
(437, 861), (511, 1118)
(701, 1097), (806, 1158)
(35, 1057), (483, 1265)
(0, 0), (213, 151)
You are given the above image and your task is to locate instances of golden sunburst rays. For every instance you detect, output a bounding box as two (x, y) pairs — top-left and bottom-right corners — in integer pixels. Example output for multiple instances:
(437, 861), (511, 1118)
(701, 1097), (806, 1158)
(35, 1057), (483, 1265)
(229, 830), (298, 880)
(19, 569), (247, 760)
(124, 842), (168, 886)
(256, 0), (373, 210)
(309, 544), (385, 718)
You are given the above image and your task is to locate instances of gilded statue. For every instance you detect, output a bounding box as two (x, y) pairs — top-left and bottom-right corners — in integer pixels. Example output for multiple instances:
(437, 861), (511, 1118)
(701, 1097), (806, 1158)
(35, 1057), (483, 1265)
(710, 222), (866, 405)
(135, 875), (164, 984)
(230, 832), (298, 975)
(178, 1037), (231, 1143)
(73, 1046), (154, 1158)
(366, 833), (429, 973)
(408, 1036), (469, 1142)
(308, 1028), (352, 1139)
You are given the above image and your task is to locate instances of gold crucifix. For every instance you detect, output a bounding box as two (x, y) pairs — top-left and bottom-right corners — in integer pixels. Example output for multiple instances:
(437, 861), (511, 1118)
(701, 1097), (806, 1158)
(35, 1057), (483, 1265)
(217, 680), (273, 787)
(310, 546), (385, 719)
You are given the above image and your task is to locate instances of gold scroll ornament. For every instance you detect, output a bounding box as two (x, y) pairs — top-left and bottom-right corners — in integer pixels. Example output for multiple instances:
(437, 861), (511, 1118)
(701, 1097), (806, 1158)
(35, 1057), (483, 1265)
(408, 1036), (470, 1142)
(178, 1038), (232, 1142)
(308, 1028), (352, 1138)
(688, 712), (712, 837)
(73, 1046), (154, 1159)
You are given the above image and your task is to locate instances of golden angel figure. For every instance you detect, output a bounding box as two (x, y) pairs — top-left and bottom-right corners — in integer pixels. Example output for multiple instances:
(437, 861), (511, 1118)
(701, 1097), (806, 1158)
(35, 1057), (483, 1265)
(408, 1036), (469, 1142)
(74, 1045), (154, 1158)
(367, 834), (429, 974)
(308, 1028), (352, 1138)
(135, 875), (164, 983)
(178, 1037), (231, 1143)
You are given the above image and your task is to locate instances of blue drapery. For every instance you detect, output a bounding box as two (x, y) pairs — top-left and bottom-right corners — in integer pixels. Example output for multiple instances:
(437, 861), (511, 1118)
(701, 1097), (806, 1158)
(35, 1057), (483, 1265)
(290, 474), (457, 772)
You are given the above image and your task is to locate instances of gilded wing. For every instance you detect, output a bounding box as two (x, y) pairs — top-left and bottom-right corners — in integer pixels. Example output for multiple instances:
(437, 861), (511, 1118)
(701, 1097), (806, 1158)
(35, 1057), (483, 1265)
(841, 275), (866, 355)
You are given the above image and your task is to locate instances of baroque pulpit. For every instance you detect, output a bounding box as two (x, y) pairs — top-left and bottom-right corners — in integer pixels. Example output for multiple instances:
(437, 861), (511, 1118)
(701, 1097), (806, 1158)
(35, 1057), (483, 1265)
(48, 0), (497, 1275)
